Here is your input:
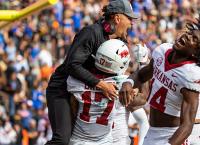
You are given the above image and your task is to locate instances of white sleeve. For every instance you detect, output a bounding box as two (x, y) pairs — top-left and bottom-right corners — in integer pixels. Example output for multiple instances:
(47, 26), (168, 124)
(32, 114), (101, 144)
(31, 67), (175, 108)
(185, 76), (200, 92)
(132, 108), (149, 145)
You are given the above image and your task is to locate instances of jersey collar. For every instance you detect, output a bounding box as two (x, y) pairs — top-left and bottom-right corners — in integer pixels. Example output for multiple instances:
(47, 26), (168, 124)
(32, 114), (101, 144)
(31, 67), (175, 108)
(164, 48), (196, 72)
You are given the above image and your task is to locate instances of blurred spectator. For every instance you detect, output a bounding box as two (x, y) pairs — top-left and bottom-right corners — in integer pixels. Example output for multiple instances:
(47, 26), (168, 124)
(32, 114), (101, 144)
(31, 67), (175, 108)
(13, 120), (23, 145)
(25, 67), (37, 99)
(5, 40), (17, 62)
(28, 118), (38, 145)
(0, 116), (17, 145)
(30, 42), (40, 64)
(40, 63), (52, 81)
(37, 108), (52, 145)
(31, 83), (44, 110)
(5, 60), (15, 81)
(17, 102), (32, 129)
(5, 72), (21, 117)
(13, 55), (29, 73)
(0, 96), (7, 121)
(72, 6), (83, 32)
(0, 34), (5, 50)
(34, 109), (43, 126)
(63, 10), (74, 35)
(38, 45), (53, 67)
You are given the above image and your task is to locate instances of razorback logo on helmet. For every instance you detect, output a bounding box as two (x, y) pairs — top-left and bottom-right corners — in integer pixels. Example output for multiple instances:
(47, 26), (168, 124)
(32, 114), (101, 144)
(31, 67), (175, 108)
(119, 50), (129, 58)
(194, 79), (200, 85)
(156, 57), (163, 66)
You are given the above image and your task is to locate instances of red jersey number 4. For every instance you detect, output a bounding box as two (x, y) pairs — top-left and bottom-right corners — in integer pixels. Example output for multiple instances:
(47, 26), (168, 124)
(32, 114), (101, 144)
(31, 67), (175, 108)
(80, 92), (114, 126)
(147, 78), (168, 112)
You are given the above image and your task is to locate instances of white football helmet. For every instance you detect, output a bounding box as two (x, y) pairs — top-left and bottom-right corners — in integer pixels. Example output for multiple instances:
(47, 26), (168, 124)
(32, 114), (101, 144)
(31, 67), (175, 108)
(93, 39), (130, 75)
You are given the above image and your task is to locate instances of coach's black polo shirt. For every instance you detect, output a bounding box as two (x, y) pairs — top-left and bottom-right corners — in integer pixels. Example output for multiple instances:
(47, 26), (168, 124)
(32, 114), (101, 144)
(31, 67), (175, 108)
(48, 20), (110, 91)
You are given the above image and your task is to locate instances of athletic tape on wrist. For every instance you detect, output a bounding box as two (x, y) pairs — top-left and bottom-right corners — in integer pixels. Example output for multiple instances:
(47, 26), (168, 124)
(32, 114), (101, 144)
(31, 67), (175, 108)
(122, 79), (134, 87)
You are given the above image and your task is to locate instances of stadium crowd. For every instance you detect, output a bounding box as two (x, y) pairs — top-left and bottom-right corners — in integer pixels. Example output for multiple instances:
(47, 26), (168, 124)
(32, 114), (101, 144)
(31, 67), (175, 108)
(0, 0), (199, 144)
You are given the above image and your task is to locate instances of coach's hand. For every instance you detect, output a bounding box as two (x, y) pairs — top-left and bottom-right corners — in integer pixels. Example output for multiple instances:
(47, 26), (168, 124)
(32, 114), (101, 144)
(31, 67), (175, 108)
(96, 80), (119, 100)
(119, 82), (135, 107)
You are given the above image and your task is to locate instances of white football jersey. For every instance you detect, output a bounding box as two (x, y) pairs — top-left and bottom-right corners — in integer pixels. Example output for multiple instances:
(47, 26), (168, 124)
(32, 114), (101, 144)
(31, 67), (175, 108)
(147, 43), (200, 117)
(67, 75), (128, 141)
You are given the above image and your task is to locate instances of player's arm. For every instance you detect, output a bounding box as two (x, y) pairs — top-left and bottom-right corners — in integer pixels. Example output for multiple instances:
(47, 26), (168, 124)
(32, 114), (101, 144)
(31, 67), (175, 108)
(70, 94), (79, 133)
(128, 75), (149, 107)
(128, 80), (150, 145)
(168, 88), (199, 145)
(119, 59), (153, 107)
(129, 106), (149, 145)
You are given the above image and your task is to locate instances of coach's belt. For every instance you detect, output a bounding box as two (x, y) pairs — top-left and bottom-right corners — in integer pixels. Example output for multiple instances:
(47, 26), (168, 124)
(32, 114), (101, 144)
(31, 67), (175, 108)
(194, 119), (200, 124)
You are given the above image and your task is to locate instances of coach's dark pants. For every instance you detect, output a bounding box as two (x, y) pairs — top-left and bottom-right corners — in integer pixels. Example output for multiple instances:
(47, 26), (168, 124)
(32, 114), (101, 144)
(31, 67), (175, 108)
(45, 86), (71, 145)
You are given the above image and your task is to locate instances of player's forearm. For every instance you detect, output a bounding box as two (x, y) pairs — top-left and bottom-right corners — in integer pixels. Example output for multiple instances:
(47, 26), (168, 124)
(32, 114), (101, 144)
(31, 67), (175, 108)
(128, 60), (153, 89)
(168, 124), (193, 145)
(139, 80), (149, 100)
(169, 90), (198, 145)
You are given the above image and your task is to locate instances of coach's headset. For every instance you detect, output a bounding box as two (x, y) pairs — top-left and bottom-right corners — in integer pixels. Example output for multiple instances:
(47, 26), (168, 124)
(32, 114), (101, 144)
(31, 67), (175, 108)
(101, 19), (128, 44)
(102, 19), (116, 35)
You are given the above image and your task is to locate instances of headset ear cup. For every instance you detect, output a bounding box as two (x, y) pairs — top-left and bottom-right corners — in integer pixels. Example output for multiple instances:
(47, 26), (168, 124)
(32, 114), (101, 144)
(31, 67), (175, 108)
(108, 23), (116, 35)
(102, 20), (116, 35)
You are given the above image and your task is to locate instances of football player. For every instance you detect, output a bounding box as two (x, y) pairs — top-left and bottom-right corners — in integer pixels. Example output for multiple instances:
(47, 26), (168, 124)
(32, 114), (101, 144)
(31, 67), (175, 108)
(119, 17), (200, 145)
(67, 39), (131, 145)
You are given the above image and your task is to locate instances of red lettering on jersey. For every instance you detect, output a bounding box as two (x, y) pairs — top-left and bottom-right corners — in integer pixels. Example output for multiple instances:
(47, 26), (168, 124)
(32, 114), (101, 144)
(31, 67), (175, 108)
(80, 92), (91, 122)
(158, 73), (163, 81)
(161, 74), (167, 84)
(172, 83), (178, 92)
(149, 86), (167, 112)
(112, 122), (114, 129)
(154, 67), (178, 92)
(156, 69), (161, 78)
(95, 92), (114, 126)
(80, 92), (114, 126)
(119, 50), (129, 58)
(168, 81), (173, 90)
(164, 78), (170, 87)
(153, 66), (158, 76)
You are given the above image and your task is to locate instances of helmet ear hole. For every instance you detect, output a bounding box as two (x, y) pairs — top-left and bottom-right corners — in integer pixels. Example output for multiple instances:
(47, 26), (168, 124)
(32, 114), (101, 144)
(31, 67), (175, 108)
(116, 49), (119, 55)
(120, 66), (124, 69)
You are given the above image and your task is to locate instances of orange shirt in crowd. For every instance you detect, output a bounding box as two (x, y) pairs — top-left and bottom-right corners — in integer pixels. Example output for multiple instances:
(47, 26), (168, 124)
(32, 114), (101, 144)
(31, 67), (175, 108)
(40, 65), (52, 80)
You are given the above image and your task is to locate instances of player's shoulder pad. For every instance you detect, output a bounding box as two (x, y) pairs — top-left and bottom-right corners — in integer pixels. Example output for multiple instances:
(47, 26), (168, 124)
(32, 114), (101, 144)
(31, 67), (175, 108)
(152, 43), (173, 59)
(154, 43), (173, 53)
(184, 64), (200, 92)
